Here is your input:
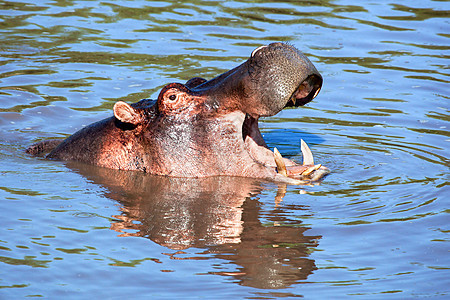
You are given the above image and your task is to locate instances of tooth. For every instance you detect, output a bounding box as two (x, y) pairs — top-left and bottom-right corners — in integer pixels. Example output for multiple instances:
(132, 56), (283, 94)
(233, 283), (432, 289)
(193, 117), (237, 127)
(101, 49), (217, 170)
(251, 45), (268, 57)
(312, 87), (321, 99)
(301, 139), (314, 165)
(273, 148), (287, 177)
(301, 164), (322, 176)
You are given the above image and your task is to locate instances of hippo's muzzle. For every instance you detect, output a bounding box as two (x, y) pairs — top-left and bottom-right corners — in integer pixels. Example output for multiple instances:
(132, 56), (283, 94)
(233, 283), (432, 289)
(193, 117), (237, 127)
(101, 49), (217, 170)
(194, 42), (323, 119)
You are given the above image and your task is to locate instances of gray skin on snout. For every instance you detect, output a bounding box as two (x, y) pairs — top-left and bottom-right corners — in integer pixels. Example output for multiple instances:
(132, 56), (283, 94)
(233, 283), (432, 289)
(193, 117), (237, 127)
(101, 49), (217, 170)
(26, 43), (328, 184)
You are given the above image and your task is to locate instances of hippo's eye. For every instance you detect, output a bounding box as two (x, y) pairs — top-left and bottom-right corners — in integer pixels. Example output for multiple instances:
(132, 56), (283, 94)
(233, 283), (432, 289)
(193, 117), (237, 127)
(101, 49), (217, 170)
(168, 94), (177, 101)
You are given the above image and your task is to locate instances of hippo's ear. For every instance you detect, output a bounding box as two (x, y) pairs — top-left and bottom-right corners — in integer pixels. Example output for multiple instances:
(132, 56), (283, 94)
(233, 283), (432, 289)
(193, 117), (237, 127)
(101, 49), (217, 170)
(113, 101), (141, 125)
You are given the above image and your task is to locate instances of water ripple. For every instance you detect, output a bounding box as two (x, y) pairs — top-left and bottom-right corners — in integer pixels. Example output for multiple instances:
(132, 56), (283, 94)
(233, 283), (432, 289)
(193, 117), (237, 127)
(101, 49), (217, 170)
(0, 0), (448, 298)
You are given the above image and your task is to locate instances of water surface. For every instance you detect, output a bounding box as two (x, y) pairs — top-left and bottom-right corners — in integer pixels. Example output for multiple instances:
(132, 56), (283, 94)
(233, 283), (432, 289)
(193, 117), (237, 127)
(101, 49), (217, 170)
(0, 0), (449, 298)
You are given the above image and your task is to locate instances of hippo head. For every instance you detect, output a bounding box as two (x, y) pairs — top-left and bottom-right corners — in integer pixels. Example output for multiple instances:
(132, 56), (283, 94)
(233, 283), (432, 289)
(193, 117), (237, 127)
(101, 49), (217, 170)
(111, 43), (328, 183)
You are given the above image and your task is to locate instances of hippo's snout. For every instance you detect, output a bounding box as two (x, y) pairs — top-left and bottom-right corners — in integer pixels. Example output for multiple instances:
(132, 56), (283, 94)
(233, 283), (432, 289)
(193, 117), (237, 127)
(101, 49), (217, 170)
(248, 42), (323, 117)
(195, 43), (323, 118)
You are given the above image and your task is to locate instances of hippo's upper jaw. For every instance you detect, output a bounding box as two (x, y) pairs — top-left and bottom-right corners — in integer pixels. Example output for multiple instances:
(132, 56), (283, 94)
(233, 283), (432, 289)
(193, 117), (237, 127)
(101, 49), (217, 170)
(193, 42), (323, 118)
(32, 43), (329, 184)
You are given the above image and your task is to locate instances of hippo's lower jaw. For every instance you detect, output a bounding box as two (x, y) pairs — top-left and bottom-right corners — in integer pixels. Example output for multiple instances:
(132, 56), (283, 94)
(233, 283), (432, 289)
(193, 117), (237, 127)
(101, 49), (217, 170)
(237, 113), (330, 184)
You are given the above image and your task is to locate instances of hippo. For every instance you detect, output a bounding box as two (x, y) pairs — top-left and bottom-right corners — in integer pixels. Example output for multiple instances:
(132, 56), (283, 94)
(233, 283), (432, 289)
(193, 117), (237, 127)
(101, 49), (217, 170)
(27, 43), (329, 184)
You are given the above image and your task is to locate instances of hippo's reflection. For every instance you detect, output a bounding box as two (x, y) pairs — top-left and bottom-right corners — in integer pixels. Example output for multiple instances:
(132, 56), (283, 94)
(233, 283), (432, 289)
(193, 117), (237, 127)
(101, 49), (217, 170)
(68, 162), (321, 289)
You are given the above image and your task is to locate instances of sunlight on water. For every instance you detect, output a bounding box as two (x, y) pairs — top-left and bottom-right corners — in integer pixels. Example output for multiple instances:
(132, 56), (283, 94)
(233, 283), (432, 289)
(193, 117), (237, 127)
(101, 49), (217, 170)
(0, 0), (448, 298)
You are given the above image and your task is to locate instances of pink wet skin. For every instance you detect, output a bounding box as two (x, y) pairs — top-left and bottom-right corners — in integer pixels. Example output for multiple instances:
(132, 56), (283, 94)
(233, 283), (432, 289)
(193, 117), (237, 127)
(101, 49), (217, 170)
(26, 43), (330, 184)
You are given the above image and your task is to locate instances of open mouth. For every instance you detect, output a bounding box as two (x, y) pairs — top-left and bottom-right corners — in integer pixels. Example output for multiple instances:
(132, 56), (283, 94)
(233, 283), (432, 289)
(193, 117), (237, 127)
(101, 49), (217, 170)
(241, 114), (329, 184)
(286, 74), (323, 107)
(240, 79), (329, 184)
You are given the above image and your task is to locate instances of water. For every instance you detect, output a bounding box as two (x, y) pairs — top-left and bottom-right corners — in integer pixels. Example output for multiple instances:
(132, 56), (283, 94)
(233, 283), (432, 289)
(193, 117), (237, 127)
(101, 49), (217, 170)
(1, 0), (449, 298)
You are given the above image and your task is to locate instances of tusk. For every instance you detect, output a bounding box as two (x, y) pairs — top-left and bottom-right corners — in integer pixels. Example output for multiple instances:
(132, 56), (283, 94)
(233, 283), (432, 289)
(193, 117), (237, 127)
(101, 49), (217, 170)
(312, 87), (321, 99)
(310, 166), (330, 181)
(273, 148), (287, 177)
(301, 139), (314, 165)
(291, 96), (297, 106)
(301, 164), (322, 176)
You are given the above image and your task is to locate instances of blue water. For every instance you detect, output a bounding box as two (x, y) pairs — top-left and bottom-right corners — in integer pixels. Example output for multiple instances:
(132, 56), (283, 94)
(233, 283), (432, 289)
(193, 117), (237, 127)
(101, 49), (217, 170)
(0, 0), (449, 298)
